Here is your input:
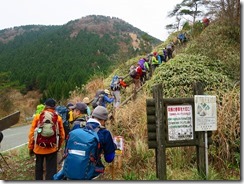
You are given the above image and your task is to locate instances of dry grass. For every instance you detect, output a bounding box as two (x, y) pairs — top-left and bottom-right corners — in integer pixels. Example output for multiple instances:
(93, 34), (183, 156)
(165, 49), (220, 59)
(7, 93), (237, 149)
(210, 86), (240, 175)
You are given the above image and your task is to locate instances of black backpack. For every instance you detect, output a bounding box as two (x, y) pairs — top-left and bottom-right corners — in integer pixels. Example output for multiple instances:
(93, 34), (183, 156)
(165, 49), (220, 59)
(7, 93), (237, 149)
(91, 90), (105, 109)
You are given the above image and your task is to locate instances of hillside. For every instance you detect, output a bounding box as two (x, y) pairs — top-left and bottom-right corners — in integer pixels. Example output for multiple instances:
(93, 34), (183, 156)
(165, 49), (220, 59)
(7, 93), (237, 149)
(0, 12), (240, 181)
(0, 15), (161, 105)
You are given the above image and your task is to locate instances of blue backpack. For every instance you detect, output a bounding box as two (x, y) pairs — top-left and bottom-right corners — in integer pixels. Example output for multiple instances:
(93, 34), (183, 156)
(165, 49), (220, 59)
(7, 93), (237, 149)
(55, 105), (70, 137)
(110, 75), (120, 91)
(63, 125), (103, 180)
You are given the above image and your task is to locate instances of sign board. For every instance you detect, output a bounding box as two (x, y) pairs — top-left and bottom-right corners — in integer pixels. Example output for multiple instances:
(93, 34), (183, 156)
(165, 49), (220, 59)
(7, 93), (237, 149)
(194, 95), (217, 131)
(113, 136), (124, 155)
(167, 105), (193, 141)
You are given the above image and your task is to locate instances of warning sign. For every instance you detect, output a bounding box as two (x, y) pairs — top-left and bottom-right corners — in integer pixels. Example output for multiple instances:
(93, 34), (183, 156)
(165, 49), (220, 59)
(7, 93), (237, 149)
(167, 105), (193, 141)
(194, 95), (217, 131)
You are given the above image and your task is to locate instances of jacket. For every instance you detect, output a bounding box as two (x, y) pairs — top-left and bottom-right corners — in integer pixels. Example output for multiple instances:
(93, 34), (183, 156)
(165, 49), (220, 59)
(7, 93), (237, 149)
(28, 108), (65, 154)
(87, 118), (116, 163)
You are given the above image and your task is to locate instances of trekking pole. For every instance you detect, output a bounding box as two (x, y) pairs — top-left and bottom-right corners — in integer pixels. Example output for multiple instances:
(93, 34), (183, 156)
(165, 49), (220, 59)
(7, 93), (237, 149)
(0, 152), (10, 169)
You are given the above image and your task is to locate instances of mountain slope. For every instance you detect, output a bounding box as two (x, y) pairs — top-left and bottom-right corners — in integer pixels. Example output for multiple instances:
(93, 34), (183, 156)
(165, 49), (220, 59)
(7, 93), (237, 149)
(0, 15), (161, 102)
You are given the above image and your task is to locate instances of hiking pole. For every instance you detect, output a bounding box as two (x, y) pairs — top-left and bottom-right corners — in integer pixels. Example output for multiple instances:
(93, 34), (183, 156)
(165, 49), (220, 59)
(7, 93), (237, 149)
(0, 152), (10, 169)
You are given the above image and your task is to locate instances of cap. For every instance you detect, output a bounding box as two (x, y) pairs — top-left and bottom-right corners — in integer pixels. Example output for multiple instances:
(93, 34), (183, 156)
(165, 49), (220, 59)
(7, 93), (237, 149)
(66, 102), (74, 108)
(92, 106), (108, 120)
(45, 98), (56, 108)
(104, 89), (110, 95)
(83, 97), (90, 104)
(70, 102), (87, 113)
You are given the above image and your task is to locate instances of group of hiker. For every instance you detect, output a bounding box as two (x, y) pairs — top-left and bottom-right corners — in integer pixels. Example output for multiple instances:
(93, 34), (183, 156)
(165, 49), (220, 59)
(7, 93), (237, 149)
(27, 36), (181, 180)
(28, 98), (116, 180)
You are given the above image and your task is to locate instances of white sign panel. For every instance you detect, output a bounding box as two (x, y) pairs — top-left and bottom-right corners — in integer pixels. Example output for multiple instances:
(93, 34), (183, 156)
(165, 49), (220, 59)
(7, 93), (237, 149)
(167, 105), (193, 141)
(194, 95), (217, 131)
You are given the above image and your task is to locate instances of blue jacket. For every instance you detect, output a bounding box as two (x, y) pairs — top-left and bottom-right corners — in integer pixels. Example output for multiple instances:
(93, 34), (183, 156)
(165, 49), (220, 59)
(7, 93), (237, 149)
(86, 118), (116, 162)
(101, 94), (114, 107)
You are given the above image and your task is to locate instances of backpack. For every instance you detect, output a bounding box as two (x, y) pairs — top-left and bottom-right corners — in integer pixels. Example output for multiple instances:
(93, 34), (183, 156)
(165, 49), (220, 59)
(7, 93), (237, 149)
(56, 105), (70, 138)
(129, 65), (137, 78)
(91, 90), (105, 109)
(34, 110), (59, 148)
(63, 124), (103, 180)
(110, 75), (120, 91)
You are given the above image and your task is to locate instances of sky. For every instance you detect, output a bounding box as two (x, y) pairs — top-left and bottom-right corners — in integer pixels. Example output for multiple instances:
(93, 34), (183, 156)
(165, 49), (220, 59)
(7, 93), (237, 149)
(0, 0), (183, 41)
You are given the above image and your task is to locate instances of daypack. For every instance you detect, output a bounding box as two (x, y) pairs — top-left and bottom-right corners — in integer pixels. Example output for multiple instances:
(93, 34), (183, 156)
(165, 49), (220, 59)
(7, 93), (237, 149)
(110, 75), (120, 91)
(34, 110), (59, 148)
(91, 90), (105, 109)
(63, 125), (102, 180)
(129, 65), (137, 78)
(138, 59), (146, 70)
(56, 105), (70, 138)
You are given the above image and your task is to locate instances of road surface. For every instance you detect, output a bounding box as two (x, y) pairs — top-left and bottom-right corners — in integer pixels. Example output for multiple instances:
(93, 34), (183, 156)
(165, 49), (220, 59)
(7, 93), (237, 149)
(0, 124), (31, 152)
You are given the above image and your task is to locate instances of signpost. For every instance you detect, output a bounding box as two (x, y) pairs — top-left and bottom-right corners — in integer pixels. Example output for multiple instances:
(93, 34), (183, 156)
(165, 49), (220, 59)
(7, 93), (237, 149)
(194, 95), (217, 179)
(146, 82), (216, 180)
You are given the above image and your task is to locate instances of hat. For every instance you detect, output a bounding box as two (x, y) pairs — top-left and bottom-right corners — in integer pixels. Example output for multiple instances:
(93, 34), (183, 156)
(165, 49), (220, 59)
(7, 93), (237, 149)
(92, 106), (108, 120)
(104, 89), (110, 95)
(70, 102), (87, 113)
(66, 102), (74, 108)
(45, 98), (56, 108)
(83, 97), (90, 104)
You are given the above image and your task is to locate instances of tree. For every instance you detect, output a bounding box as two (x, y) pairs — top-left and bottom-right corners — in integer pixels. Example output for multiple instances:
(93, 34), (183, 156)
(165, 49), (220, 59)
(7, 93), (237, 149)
(204, 0), (240, 26)
(166, 0), (206, 31)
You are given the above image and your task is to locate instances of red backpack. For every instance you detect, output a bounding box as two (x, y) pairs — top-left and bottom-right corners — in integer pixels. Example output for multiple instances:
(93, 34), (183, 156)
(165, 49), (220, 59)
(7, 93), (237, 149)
(34, 110), (59, 148)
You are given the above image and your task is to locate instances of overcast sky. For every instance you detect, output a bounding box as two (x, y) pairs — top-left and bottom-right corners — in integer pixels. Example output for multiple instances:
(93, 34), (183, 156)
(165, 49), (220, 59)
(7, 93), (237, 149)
(0, 0), (185, 41)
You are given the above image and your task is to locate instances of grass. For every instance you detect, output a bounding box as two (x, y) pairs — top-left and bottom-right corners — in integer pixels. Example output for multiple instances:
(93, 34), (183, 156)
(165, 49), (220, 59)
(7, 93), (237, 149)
(0, 20), (240, 181)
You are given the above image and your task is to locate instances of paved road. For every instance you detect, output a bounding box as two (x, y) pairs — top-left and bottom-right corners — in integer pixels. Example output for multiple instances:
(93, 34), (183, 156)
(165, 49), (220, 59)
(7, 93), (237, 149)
(0, 124), (31, 152)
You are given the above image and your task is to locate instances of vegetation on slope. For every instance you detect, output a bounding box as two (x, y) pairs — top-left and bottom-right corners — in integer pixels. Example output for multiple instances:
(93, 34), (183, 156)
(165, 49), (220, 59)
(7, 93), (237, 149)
(0, 12), (240, 181)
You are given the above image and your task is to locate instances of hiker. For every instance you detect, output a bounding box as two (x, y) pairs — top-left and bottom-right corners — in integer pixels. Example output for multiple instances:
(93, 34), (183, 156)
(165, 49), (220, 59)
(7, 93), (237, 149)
(92, 89), (114, 109)
(166, 42), (174, 60)
(53, 106), (116, 180)
(28, 98), (65, 180)
(83, 97), (91, 117)
(129, 64), (142, 91)
(138, 58), (147, 84)
(162, 48), (168, 61)
(202, 17), (210, 28)
(69, 102), (88, 130)
(177, 33), (187, 44)
(143, 58), (150, 80)
(34, 103), (45, 116)
(151, 52), (159, 74)
(110, 75), (127, 108)
(56, 103), (73, 139)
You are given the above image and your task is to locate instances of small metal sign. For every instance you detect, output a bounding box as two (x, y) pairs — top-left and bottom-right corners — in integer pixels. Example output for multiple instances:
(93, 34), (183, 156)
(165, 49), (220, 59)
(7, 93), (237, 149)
(167, 105), (193, 141)
(194, 95), (217, 131)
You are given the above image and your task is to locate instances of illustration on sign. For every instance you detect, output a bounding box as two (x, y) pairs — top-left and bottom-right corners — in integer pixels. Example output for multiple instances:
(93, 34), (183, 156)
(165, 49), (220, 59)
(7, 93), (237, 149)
(113, 136), (124, 155)
(167, 105), (193, 141)
(195, 95), (217, 131)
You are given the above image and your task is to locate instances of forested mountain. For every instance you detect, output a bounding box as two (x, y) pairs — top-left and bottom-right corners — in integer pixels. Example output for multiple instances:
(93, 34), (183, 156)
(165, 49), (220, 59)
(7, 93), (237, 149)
(0, 15), (161, 102)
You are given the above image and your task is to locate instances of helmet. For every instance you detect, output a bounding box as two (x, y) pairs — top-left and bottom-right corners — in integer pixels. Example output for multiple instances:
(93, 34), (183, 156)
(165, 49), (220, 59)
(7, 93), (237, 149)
(83, 97), (90, 104)
(153, 51), (157, 56)
(104, 89), (110, 95)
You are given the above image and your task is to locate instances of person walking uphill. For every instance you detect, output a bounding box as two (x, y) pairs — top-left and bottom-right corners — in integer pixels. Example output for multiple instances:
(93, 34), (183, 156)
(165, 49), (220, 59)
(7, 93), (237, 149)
(110, 75), (127, 108)
(53, 105), (116, 180)
(69, 102), (88, 130)
(28, 98), (65, 180)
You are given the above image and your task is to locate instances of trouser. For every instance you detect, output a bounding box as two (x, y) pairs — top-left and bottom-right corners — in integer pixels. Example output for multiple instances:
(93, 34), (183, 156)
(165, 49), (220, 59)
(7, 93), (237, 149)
(112, 90), (120, 108)
(35, 151), (57, 180)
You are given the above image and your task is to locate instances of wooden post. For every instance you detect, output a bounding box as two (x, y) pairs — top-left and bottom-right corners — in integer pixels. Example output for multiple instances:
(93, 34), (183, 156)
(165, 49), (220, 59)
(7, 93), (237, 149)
(153, 84), (166, 180)
(193, 82), (206, 179)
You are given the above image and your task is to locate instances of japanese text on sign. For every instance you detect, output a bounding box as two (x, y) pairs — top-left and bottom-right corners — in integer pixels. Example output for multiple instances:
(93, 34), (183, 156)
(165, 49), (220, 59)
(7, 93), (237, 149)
(167, 105), (193, 141)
